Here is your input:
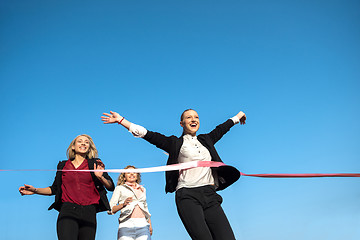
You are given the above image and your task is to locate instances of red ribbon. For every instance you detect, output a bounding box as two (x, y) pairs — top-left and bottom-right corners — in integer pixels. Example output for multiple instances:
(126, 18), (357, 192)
(240, 173), (360, 178)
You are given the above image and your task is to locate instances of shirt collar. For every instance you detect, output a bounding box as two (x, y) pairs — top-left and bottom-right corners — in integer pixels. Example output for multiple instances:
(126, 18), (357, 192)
(125, 182), (143, 191)
(183, 134), (197, 140)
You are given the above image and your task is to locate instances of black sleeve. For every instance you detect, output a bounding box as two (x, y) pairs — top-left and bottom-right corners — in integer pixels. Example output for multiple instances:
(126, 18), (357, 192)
(92, 158), (115, 191)
(143, 130), (176, 153)
(103, 171), (115, 191)
(49, 161), (64, 196)
(207, 119), (235, 144)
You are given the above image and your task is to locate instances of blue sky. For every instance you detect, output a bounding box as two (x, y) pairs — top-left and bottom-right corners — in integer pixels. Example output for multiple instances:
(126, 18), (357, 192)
(1, 0), (359, 239)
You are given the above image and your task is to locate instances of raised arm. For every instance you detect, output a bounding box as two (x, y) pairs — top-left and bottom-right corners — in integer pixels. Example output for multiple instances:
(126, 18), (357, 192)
(102, 110), (173, 152)
(207, 111), (247, 144)
(101, 111), (131, 130)
(102, 111), (148, 138)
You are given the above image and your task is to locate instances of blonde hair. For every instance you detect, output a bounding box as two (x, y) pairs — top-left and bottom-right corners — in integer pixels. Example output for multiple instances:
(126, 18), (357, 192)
(66, 134), (98, 160)
(117, 165), (141, 185)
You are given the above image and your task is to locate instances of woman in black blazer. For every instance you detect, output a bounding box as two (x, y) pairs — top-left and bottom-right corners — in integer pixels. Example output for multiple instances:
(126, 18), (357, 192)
(102, 109), (246, 240)
(19, 134), (114, 240)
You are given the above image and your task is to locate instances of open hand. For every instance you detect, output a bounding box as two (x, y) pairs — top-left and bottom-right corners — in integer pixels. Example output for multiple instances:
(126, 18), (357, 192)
(101, 111), (122, 124)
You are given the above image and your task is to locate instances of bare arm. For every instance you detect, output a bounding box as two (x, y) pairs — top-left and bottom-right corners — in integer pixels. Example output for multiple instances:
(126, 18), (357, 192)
(19, 184), (52, 196)
(102, 111), (148, 139)
(148, 218), (153, 235)
(101, 111), (132, 130)
(111, 197), (133, 214)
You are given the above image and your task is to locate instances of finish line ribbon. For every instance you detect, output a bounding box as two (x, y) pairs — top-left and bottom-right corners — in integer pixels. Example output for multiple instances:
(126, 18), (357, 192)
(0, 161), (224, 173)
(1, 161), (359, 177)
(240, 172), (360, 178)
(64, 161), (226, 173)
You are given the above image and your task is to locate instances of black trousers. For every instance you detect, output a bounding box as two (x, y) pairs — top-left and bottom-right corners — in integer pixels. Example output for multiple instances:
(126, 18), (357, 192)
(57, 202), (97, 240)
(175, 185), (236, 240)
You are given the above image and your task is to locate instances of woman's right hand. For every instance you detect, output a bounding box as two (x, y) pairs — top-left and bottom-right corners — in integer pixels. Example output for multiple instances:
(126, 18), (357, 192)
(123, 197), (133, 207)
(19, 184), (36, 196)
(101, 111), (123, 124)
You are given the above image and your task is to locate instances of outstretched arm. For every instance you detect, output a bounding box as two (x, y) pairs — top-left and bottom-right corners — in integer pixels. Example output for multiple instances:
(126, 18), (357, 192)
(207, 111), (247, 144)
(102, 111), (148, 138)
(102, 110), (174, 153)
(101, 111), (132, 130)
(19, 184), (52, 196)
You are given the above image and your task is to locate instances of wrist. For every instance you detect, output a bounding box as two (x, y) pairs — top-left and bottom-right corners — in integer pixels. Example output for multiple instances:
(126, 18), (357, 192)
(231, 116), (240, 124)
(118, 117), (124, 124)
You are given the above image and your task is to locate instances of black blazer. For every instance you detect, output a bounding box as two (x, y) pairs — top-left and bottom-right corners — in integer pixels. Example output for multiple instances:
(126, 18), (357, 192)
(143, 119), (241, 193)
(48, 158), (114, 212)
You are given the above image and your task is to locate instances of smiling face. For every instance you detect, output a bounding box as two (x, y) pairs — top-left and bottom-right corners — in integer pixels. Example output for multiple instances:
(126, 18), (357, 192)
(117, 165), (141, 185)
(180, 109), (200, 136)
(67, 134), (98, 160)
(72, 135), (90, 156)
(124, 167), (138, 183)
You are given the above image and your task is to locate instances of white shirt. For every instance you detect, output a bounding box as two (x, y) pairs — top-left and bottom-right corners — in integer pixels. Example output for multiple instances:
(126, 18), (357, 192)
(108, 184), (151, 222)
(176, 134), (216, 190)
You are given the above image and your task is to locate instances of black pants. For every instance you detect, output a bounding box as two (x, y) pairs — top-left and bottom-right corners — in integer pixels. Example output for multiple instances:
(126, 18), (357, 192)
(57, 202), (97, 240)
(175, 185), (236, 240)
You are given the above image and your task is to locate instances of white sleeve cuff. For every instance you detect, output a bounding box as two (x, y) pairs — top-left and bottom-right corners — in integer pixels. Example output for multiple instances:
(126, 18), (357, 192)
(129, 123), (148, 138)
(230, 116), (240, 124)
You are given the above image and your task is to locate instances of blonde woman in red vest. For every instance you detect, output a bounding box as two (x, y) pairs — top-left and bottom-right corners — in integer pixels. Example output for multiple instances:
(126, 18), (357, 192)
(19, 134), (115, 240)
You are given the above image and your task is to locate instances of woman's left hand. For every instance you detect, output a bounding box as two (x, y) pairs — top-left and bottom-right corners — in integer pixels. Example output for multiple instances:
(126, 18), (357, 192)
(94, 159), (114, 190)
(236, 111), (246, 125)
(94, 159), (105, 179)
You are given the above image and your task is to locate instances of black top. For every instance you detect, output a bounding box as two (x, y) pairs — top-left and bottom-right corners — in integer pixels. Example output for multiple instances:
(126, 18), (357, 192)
(143, 119), (241, 193)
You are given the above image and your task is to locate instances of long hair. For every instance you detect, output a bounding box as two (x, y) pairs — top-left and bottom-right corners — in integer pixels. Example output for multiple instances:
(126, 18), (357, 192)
(66, 134), (98, 160)
(117, 165), (141, 186)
